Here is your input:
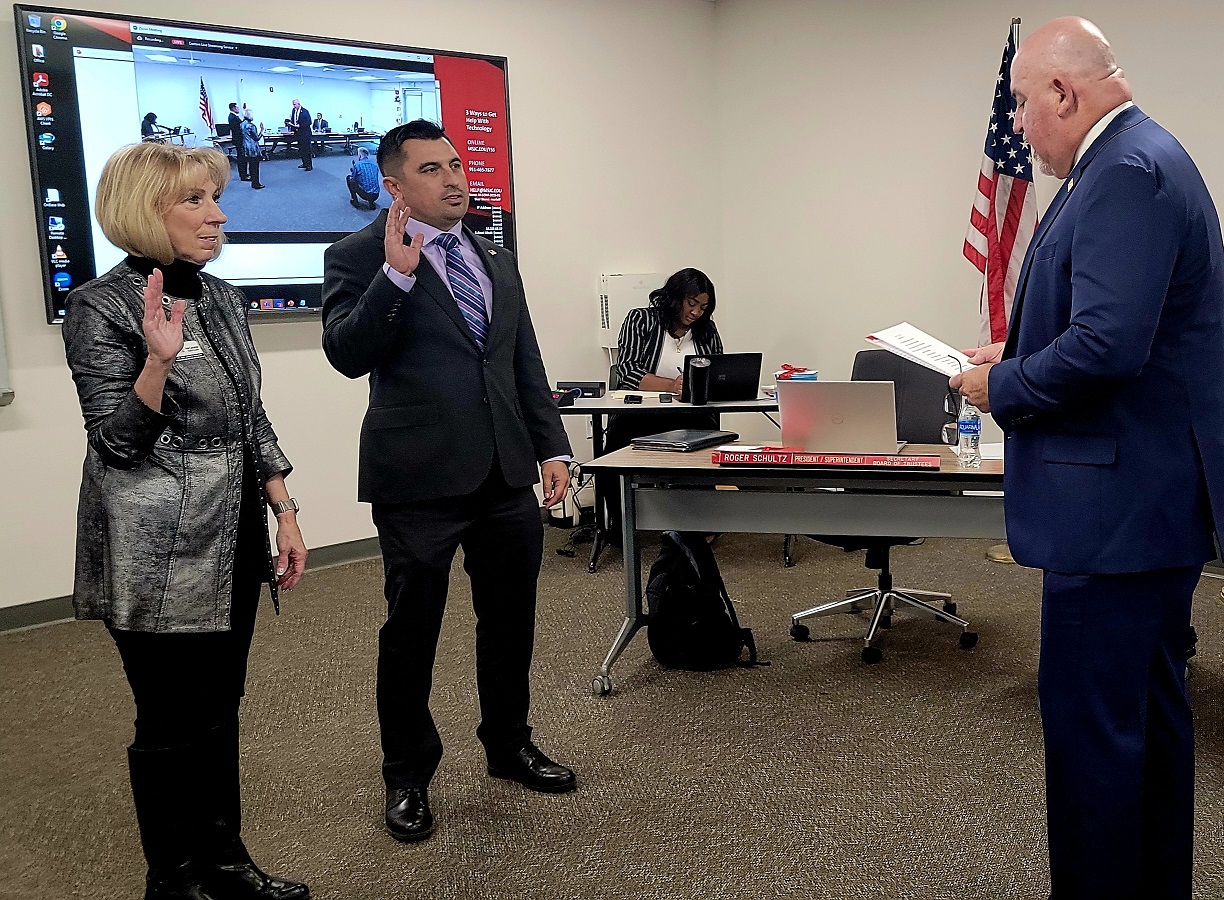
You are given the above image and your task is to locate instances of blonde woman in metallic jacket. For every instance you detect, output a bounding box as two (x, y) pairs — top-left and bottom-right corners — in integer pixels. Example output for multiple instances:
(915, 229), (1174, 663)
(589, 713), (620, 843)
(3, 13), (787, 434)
(61, 142), (309, 900)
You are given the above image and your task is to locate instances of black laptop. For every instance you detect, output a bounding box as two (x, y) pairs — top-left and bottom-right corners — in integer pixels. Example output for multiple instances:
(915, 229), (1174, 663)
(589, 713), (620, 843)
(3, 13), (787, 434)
(680, 352), (763, 403)
(631, 429), (739, 452)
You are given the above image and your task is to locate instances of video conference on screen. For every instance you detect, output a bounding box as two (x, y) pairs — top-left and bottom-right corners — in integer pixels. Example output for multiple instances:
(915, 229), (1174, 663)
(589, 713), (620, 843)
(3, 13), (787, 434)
(15, 5), (516, 323)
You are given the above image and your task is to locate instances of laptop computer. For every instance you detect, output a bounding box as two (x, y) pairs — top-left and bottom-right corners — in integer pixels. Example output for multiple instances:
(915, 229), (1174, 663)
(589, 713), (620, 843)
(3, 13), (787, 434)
(778, 380), (905, 454)
(680, 352), (763, 403)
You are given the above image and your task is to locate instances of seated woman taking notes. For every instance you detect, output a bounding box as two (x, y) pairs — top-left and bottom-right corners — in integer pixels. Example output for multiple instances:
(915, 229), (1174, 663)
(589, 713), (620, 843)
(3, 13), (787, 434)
(600, 268), (724, 541)
(614, 267), (723, 395)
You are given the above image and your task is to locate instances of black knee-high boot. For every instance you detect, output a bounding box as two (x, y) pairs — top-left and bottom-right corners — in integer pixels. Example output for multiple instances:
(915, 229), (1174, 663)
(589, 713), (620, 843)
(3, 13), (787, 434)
(127, 744), (221, 900)
(198, 722), (310, 900)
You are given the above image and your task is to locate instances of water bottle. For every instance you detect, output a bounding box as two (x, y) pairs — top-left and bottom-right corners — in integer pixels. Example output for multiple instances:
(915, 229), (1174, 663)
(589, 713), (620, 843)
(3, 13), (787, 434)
(957, 399), (982, 468)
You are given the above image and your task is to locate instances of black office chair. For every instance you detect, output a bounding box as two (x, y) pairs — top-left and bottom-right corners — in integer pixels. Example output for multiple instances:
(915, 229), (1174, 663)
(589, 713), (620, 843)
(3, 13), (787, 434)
(787, 349), (977, 663)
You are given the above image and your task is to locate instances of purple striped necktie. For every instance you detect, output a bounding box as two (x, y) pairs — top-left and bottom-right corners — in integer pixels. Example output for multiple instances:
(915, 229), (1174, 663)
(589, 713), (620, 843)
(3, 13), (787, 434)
(433, 232), (488, 349)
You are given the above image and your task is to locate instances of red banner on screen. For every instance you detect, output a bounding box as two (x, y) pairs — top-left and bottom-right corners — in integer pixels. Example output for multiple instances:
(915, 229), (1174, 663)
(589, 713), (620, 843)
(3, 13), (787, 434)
(434, 56), (512, 215)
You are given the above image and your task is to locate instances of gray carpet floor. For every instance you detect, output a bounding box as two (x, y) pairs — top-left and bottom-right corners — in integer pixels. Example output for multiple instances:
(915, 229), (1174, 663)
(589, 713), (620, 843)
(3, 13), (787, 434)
(220, 142), (382, 234)
(3, 531), (1223, 899)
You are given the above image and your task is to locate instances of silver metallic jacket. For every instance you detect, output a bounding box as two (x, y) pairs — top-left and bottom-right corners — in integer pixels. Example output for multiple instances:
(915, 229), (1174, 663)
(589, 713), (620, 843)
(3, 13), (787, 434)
(62, 261), (292, 633)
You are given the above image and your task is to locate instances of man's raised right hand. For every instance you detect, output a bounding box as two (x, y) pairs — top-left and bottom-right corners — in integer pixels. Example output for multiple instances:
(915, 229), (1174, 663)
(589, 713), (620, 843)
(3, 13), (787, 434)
(385, 197), (425, 276)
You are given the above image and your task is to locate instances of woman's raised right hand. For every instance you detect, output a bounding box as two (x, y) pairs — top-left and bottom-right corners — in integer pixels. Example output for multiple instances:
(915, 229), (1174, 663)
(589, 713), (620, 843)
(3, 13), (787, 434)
(141, 268), (185, 366)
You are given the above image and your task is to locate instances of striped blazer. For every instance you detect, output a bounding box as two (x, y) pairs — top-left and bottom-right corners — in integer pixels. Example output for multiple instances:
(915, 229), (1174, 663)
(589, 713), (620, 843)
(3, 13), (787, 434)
(615, 307), (723, 390)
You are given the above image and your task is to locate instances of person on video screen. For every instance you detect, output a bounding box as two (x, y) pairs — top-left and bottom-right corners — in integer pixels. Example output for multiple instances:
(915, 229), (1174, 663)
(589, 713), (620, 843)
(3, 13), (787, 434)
(226, 102), (248, 182)
(346, 146), (380, 210)
(288, 99), (312, 171)
(239, 108), (264, 190)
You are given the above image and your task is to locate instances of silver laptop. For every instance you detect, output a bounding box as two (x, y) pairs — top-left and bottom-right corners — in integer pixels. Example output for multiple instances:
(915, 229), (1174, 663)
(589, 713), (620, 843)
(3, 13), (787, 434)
(778, 380), (905, 454)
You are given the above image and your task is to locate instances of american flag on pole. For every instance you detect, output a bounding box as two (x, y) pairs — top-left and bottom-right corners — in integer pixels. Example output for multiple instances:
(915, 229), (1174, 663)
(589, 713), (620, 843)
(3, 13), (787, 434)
(198, 77), (214, 132)
(964, 20), (1037, 345)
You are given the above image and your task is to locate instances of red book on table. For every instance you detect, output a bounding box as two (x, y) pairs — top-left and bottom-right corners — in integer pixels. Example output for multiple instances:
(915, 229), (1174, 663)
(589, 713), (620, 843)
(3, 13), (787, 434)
(710, 447), (941, 469)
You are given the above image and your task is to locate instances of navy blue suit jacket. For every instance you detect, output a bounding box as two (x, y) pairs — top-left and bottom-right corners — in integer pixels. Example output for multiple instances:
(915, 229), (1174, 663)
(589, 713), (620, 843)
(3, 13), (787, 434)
(990, 106), (1224, 574)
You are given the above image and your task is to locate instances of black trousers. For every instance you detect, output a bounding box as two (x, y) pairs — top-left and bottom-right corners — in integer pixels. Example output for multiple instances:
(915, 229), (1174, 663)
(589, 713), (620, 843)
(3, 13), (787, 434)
(1040, 565), (1200, 900)
(371, 463), (543, 791)
(346, 175), (379, 208)
(295, 131), (312, 167)
(109, 471), (266, 750)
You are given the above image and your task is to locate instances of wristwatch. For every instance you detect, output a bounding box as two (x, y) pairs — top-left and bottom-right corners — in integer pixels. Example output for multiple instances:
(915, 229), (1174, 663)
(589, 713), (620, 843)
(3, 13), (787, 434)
(271, 498), (299, 517)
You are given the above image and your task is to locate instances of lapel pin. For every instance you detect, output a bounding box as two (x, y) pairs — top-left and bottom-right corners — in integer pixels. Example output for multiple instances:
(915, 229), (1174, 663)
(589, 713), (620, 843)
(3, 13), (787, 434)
(488, 249), (497, 256)
(1067, 177), (1075, 191)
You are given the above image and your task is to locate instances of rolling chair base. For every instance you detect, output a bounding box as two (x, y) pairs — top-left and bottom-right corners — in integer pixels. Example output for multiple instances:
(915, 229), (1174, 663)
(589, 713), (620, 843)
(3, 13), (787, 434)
(790, 587), (977, 663)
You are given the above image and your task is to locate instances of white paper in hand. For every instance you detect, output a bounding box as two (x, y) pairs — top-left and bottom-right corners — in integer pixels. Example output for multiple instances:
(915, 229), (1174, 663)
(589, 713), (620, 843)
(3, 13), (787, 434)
(865, 322), (974, 378)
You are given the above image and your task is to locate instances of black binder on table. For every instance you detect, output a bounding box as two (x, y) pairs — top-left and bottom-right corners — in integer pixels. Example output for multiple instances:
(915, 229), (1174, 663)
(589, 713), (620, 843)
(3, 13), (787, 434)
(630, 429), (739, 452)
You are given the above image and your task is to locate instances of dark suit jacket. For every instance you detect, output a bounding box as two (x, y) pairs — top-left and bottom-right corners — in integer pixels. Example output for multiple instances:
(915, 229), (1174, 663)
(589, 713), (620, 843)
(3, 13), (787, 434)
(991, 105), (1224, 574)
(321, 213), (571, 504)
(292, 107), (311, 136)
(226, 112), (243, 149)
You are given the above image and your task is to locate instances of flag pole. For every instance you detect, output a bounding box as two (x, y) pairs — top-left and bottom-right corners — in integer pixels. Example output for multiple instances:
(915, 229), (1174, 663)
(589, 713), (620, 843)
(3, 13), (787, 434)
(987, 16), (1022, 568)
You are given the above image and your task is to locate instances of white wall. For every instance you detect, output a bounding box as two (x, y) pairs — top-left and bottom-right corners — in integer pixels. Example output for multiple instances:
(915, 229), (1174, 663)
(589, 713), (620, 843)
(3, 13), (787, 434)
(711, 0), (1224, 442)
(0, 0), (720, 609)
(132, 64), (383, 139)
(4, 0), (1223, 611)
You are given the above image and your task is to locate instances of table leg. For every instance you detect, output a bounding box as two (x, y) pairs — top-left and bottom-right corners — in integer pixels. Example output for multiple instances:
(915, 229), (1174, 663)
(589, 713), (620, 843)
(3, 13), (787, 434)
(592, 472), (645, 696)
(587, 412), (609, 574)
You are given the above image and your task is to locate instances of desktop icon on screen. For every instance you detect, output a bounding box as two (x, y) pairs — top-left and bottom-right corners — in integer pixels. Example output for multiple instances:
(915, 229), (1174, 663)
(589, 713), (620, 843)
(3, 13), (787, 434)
(27, 14), (41, 28)
(32, 71), (49, 89)
(260, 299), (274, 309)
(48, 216), (64, 233)
(38, 132), (55, 149)
(45, 188), (60, 203)
(36, 102), (52, 117)
(53, 272), (72, 289)
(50, 17), (67, 32)
(31, 44), (45, 60)
(52, 244), (68, 261)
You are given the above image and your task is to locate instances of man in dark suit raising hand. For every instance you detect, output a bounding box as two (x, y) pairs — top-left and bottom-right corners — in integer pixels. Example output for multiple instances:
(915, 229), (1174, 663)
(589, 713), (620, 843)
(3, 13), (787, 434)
(322, 120), (576, 845)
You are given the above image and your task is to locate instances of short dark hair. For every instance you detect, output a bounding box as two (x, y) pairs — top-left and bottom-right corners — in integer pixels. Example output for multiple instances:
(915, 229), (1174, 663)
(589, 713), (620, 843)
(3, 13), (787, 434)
(649, 268), (717, 343)
(377, 119), (451, 175)
(228, 102), (238, 113)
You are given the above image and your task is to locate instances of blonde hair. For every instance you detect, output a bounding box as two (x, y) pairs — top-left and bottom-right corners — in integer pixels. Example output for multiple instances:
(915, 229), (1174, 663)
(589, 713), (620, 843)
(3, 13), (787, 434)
(94, 142), (231, 265)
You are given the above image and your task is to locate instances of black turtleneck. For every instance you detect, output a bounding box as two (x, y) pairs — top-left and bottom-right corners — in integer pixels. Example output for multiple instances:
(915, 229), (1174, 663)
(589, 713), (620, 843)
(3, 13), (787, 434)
(125, 255), (204, 301)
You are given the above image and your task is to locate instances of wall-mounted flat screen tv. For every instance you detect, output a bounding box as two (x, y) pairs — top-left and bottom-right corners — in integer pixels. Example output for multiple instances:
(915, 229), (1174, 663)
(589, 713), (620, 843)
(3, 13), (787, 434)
(14, 4), (516, 323)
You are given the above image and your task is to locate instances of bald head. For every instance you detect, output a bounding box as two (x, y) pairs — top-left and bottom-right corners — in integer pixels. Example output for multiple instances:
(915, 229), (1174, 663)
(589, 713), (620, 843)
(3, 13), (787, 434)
(1011, 17), (1133, 178)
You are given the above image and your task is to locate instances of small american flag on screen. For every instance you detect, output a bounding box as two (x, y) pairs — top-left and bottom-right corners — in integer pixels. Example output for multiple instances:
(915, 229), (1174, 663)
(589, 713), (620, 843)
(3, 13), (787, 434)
(963, 21), (1037, 345)
(198, 77), (214, 131)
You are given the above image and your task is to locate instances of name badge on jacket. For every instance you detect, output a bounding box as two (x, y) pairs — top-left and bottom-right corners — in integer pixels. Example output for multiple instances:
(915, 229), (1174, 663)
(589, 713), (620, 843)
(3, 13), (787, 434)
(176, 340), (204, 360)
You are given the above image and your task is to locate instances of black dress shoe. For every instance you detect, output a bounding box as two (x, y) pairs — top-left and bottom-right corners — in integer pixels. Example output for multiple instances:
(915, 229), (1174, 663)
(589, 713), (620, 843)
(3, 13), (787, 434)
(297, 164), (307, 168)
(252, 184), (265, 190)
(488, 743), (576, 793)
(203, 858), (309, 900)
(205, 866), (307, 900)
(385, 787), (434, 843)
(145, 862), (221, 900)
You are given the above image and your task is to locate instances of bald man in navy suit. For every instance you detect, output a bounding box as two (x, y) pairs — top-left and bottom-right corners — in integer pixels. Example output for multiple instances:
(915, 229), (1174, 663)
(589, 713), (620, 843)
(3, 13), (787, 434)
(954, 18), (1224, 899)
